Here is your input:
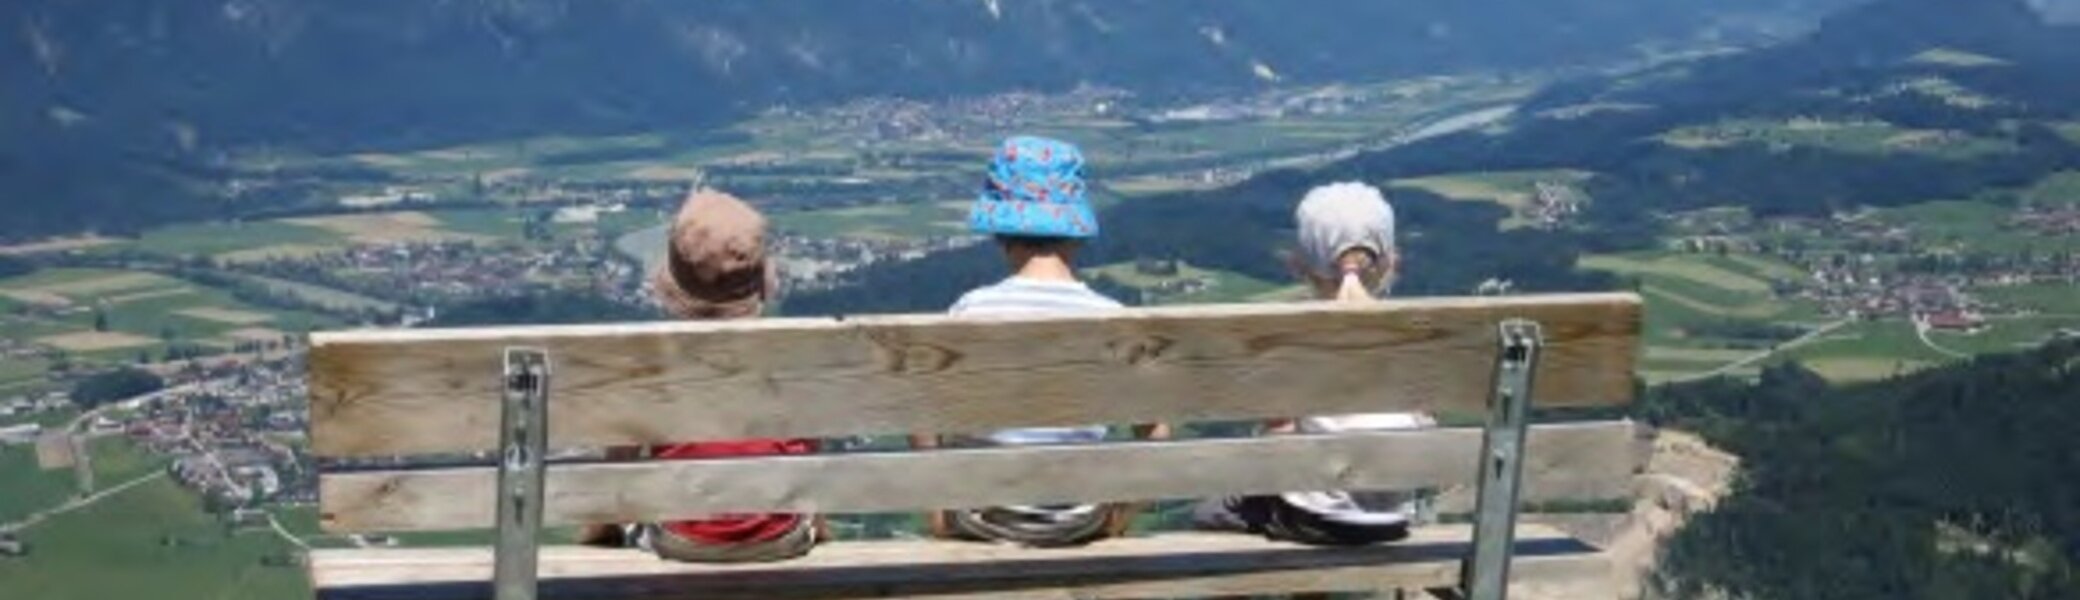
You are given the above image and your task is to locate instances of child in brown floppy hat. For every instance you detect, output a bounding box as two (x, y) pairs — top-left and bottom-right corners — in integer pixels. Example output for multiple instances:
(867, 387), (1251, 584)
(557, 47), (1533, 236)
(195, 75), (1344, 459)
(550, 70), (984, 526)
(650, 188), (778, 319)
(583, 188), (821, 562)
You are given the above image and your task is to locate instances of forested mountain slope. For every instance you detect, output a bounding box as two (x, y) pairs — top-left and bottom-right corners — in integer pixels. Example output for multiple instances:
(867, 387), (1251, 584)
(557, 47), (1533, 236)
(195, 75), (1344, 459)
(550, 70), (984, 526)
(1640, 339), (2080, 598)
(783, 0), (2080, 315)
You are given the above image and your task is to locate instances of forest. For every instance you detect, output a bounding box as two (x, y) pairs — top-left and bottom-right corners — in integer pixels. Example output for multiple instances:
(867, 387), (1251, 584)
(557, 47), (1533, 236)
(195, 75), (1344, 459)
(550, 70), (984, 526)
(1639, 340), (2080, 598)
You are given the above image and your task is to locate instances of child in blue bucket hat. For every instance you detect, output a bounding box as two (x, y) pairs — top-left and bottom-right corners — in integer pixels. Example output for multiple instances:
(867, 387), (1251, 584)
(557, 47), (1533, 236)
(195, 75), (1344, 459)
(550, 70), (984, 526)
(910, 135), (1168, 547)
(969, 135), (1101, 239)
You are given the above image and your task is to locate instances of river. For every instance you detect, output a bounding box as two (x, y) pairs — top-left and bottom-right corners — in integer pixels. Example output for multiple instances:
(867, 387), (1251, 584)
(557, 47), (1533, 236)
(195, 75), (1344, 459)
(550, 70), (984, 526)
(615, 221), (670, 276)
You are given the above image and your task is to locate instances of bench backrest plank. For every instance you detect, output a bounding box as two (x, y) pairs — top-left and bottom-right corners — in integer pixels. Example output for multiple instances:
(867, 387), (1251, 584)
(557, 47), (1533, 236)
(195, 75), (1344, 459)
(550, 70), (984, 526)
(310, 293), (1640, 457)
(309, 526), (1599, 599)
(321, 422), (1643, 532)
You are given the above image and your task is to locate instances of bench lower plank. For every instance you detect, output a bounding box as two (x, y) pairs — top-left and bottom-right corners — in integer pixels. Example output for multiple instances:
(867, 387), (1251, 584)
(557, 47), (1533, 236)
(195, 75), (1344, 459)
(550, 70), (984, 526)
(312, 525), (1608, 600)
(321, 422), (1644, 532)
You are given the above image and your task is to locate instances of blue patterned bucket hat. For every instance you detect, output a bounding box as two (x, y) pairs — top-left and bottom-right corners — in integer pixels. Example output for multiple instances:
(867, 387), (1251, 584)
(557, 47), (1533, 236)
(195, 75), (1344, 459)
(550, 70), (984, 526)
(970, 136), (1099, 239)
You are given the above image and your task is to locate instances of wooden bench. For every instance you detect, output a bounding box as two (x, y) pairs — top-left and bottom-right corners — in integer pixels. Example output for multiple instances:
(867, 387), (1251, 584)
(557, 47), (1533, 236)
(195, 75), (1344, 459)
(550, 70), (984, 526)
(305, 292), (1645, 600)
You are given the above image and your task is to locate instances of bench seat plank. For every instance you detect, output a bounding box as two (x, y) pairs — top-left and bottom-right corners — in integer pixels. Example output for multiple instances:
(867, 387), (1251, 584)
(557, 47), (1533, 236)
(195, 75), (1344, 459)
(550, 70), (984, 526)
(310, 294), (1641, 457)
(322, 422), (1644, 533)
(311, 525), (1605, 600)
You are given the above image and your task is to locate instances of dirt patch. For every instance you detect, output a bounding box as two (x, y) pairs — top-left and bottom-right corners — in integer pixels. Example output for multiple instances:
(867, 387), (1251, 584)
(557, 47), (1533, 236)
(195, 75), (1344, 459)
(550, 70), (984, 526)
(221, 327), (288, 345)
(38, 331), (158, 351)
(351, 153), (415, 169)
(104, 288), (196, 305)
(417, 149), (475, 161)
(1645, 346), (1756, 363)
(482, 167), (532, 183)
(0, 236), (119, 256)
(1804, 357), (1935, 383)
(285, 211), (483, 245)
(712, 151), (783, 166)
(0, 290), (71, 307)
(625, 165), (703, 182)
(176, 307), (275, 325)
(27, 273), (167, 298)
(217, 244), (340, 264)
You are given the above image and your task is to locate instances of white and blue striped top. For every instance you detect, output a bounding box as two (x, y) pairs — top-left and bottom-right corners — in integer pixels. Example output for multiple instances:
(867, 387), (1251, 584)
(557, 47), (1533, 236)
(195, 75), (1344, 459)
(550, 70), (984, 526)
(950, 277), (1122, 445)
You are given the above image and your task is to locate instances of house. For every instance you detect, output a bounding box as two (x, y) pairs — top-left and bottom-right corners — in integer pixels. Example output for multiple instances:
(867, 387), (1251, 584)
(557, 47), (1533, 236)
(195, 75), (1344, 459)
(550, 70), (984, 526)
(1925, 310), (1984, 332)
(0, 423), (41, 445)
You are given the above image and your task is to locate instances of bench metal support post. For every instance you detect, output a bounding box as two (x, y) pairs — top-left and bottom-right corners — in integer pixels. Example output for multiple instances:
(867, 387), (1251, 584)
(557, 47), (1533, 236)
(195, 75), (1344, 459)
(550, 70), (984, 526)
(1461, 319), (1543, 600)
(494, 348), (551, 600)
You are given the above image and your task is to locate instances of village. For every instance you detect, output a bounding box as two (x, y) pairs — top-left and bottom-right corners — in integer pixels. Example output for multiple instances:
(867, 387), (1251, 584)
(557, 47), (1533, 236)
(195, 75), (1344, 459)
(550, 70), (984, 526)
(1666, 205), (2080, 335)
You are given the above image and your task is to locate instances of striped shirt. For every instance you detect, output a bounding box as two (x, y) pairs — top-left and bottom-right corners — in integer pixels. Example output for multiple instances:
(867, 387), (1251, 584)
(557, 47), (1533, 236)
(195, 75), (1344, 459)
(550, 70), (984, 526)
(950, 277), (1122, 445)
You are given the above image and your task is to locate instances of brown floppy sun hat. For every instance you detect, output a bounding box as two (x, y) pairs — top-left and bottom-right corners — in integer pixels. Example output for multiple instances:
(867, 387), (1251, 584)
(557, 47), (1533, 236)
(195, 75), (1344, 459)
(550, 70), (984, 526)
(650, 189), (775, 320)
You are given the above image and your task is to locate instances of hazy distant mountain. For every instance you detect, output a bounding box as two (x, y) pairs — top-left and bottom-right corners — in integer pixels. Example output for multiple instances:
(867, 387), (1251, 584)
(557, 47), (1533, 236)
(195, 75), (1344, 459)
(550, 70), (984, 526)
(0, 0), (1856, 239)
(2032, 0), (2080, 22)
(0, 0), (1857, 152)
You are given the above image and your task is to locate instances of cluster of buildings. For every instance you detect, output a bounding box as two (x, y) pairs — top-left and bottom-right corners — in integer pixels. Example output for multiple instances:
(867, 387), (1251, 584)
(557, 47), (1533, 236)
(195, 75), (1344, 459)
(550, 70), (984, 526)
(1526, 181), (1589, 229)
(2010, 204), (2080, 237)
(96, 358), (311, 508)
(1676, 208), (2078, 329)
(0, 392), (70, 422)
(262, 237), (642, 310)
(775, 233), (984, 293)
(1806, 273), (1986, 330)
(793, 87), (1131, 145)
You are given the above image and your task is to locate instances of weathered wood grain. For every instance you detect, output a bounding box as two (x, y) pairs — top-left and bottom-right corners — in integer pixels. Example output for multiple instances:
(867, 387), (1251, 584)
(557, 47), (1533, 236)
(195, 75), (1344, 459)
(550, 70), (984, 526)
(321, 422), (1643, 533)
(310, 525), (1605, 600)
(310, 294), (1641, 457)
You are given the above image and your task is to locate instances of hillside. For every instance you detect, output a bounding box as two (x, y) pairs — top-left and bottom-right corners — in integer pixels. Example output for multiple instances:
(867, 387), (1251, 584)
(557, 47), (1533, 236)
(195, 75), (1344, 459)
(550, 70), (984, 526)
(0, 0), (1854, 240)
(1640, 340), (2080, 598)
(785, 0), (2080, 317)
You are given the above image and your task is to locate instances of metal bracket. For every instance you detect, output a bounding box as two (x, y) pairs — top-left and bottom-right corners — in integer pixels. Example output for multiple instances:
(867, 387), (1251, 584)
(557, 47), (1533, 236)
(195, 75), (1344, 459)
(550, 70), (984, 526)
(1461, 320), (1544, 600)
(494, 348), (551, 600)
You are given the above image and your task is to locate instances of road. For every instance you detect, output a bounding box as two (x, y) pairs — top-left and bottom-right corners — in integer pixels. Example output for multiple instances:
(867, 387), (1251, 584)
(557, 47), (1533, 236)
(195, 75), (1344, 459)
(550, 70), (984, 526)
(1672, 317), (1854, 384)
(265, 511), (310, 551)
(64, 380), (203, 434)
(0, 471), (166, 534)
(1913, 317), (1973, 359)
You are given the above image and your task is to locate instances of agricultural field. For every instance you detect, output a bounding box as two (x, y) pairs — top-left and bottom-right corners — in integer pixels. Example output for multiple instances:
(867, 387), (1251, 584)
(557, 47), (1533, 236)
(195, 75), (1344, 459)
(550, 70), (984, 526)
(1874, 200), (2080, 255)
(1389, 169), (1592, 229)
(768, 201), (971, 241)
(0, 359), (48, 393)
(105, 208), (597, 264)
(1974, 282), (2080, 314)
(0, 476), (307, 600)
(1926, 315), (2080, 356)
(232, 275), (398, 314)
(2056, 122), (2080, 145)
(1578, 250), (1830, 382)
(1655, 117), (2017, 158)
(125, 221), (342, 259)
(1907, 47), (2011, 68)
(0, 268), (337, 366)
(0, 435), (166, 523)
(281, 212), (490, 246)
(1776, 319), (1952, 383)
(2013, 170), (2080, 207)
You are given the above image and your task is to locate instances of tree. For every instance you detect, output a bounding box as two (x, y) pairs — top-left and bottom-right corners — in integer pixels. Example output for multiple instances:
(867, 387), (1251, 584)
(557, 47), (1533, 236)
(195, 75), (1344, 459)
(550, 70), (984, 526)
(69, 367), (164, 408)
(92, 309), (109, 332)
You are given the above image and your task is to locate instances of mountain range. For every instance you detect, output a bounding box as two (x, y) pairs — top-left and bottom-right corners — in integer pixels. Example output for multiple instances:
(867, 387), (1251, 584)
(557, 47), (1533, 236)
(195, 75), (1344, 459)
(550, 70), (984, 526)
(0, 0), (1855, 239)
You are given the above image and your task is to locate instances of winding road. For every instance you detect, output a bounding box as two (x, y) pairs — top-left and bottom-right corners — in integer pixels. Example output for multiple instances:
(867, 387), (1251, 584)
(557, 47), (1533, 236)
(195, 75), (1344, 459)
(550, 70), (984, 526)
(1913, 318), (1974, 359)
